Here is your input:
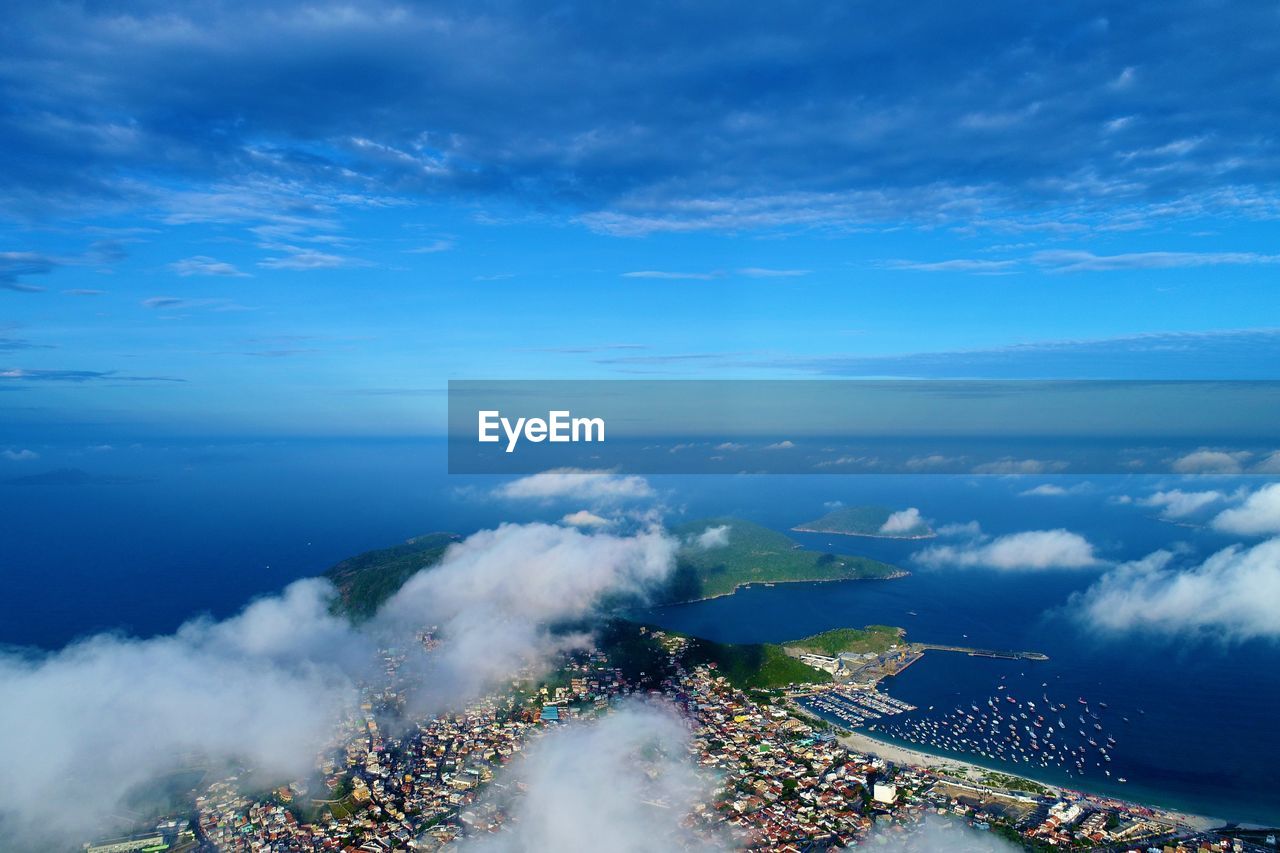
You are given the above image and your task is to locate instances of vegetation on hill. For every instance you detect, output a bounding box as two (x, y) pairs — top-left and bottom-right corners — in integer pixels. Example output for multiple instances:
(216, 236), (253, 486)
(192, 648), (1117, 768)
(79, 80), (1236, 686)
(324, 533), (459, 619)
(659, 517), (903, 603)
(782, 625), (904, 657)
(593, 619), (674, 685)
(320, 516), (904, 620)
(595, 620), (833, 690)
(683, 637), (833, 689)
(793, 505), (933, 538)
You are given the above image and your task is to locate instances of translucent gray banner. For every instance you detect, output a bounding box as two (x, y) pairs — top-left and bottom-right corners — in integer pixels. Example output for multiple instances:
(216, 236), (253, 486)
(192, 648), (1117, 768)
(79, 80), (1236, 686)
(448, 380), (1280, 475)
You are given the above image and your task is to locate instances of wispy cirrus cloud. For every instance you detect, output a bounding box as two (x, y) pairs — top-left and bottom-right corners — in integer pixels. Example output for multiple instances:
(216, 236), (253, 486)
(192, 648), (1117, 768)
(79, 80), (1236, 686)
(621, 270), (717, 280)
(794, 327), (1280, 379)
(168, 255), (250, 277)
(258, 247), (370, 271)
(0, 368), (184, 382)
(0, 333), (52, 351)
(0, 251), (58, 292)
(1033, 249), (1280, 273)
(141, 296), (251, 312)
(881, 249), (1280, 276)
(882, 258), (1019, 274)
(4, 2), (1280, 239)
(405, 238), (454, 254)
(1, 241), (130, 292)
(737, 267), (809, 277)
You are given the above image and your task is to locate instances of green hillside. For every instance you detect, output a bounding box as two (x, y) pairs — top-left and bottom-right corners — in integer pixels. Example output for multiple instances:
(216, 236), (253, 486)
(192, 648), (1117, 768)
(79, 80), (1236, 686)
(320, 517), (903, 619)
(782, 625), (904, 657)
(684, 637), (833, 689)
(595, 620), (832, 690)
(793, 505), (933, 538)
(660, 517), (903, 602)
(324, 533), (460, 619)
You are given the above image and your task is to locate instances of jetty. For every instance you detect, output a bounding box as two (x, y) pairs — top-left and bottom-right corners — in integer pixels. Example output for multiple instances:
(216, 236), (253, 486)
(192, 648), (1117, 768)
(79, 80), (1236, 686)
(916, 643), (1049, 661)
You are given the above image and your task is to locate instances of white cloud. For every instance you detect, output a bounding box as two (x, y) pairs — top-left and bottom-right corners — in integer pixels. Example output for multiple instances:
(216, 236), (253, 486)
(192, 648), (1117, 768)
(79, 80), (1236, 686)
(561, 509), (611, 528)
(905, 454), (961, 470)
(1171, 449), (1250, 474)
(168, 255), (250, 277)
(916, 529), (1100, 570)
(1033, 249), (1280, 273)
(936, 520), (983, 538)
(0, 522), (679, 849)
(258, 247), (369, 270)
(495, 468), (654, 502)
(620, 270), (716, 280)
(693, 524), (730, 549)
(870, 815), (1022, 851)
(814, 455), (878, 468)
(1211, 483), (1280, 535)
(972, 458), (1068, 475)
(1252, 451), (1280, 474)
(764, 440), (795, 450)
(880, 507), (925, 534)
(1072, 538), (1280, 641)
(376, 523), (677, 710)
(1, 448), (38, 461)
(737, 267), (809, 277)
(0, 579), (365, 848)
(714, 441), (745, 451)
(1139, 488), (1227, 520)
(456, 702), (724, 852)
(405, 238), (454, 253)
(883, 258), (1019, 274)
(1019, 483), (1067, 497)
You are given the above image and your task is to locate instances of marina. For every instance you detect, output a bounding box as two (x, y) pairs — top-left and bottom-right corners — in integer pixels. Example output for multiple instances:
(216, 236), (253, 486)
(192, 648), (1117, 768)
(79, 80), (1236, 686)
(797, 676), (1135, 802)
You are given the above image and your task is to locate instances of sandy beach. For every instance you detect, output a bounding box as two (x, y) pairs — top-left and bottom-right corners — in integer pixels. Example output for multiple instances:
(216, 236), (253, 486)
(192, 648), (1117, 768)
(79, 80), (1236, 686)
(839, 729), (1044, 793)
(836, 728), (1221, 831)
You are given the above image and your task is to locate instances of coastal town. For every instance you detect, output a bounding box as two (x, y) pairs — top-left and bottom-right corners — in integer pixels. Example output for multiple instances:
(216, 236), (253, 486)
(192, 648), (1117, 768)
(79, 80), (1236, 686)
(86, 628), (1271, 853)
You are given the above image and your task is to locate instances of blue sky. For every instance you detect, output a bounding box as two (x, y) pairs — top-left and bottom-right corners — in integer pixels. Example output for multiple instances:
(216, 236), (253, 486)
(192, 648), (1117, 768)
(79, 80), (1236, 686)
(3, 1), (1280, 439)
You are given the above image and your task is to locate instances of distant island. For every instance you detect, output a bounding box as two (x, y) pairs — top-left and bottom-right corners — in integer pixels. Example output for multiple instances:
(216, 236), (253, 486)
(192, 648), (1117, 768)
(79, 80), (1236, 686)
(324, 517), (906, 617)
(793, 505), (935, 539)
(319, 525), (909, 691)
(1, 467), (145, 486)
(662, 517), (906, 603)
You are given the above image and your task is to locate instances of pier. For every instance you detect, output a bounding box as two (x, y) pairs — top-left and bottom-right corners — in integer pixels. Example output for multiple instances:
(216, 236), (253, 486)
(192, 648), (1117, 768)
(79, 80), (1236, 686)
(916, 643), (1049, 661)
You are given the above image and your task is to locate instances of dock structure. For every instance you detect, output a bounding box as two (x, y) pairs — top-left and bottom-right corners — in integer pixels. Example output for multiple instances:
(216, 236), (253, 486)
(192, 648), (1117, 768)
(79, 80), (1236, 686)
(916, 643), (1049, 661)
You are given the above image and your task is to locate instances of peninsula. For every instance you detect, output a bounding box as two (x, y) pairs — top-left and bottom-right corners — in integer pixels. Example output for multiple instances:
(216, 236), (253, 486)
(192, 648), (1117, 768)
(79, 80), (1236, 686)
(793, 505), (935, 539)
(661, 517), (906, 603)
(325, 518), (906, 616)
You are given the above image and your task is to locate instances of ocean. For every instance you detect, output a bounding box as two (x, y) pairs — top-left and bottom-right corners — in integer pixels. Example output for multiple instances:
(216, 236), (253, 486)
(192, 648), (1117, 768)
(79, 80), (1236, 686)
(1, 441), (1276, 825)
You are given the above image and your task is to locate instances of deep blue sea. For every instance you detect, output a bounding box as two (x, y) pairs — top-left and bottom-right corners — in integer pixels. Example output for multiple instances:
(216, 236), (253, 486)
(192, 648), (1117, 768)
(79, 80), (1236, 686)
(1, 440), (1276, 825)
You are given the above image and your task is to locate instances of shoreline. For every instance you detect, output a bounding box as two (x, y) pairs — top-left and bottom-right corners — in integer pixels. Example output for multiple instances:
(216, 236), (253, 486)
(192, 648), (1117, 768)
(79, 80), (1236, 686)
(836, 727), (1221, 832)
(791, 526), (937, 540)
(663, 571), (910, 606)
